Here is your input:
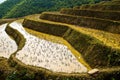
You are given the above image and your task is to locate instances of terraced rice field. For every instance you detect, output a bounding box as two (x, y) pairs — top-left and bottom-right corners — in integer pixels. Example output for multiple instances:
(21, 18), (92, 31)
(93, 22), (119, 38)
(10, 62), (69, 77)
(26, 14), (120, 50)
(0, 24), (17, 58)
(9, 21), (87, 73)
(0, 0), (120, 79)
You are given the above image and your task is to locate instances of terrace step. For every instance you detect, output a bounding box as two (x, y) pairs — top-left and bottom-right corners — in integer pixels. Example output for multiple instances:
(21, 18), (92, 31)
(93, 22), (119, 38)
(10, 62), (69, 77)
(78, 4), (120, 11)
(6, 20), (91, 74)
(74, 0), (120, 11)
(40, 12), (120, 34)
(60, 8), (120, 21)
(23, 15), (120, 68)
(100, 0), (120, 5)
(0, 23), (17, 58)
(5, 21), (26, 50)
(25, 15), (120, 50)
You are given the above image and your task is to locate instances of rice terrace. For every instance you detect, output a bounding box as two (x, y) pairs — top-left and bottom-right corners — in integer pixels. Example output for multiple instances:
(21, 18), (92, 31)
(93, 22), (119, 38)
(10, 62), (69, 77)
(0, 0), (120, 80)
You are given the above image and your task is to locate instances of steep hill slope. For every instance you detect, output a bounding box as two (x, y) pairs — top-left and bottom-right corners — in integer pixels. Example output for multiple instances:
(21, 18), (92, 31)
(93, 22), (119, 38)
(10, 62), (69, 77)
(0, 0), (105, 18)
(0, 0), (22, 18)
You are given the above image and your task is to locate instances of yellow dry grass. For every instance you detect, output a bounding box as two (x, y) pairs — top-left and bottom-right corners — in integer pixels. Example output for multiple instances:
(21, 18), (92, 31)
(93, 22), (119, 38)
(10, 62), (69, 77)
(25, 14), (40, 20)
(75, 27), (120, 49)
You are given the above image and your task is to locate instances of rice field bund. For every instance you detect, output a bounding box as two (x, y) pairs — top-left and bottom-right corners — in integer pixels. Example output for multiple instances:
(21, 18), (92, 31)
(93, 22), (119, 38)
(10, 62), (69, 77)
(9, 21), (88, 73)
(0, 23), (17, 58)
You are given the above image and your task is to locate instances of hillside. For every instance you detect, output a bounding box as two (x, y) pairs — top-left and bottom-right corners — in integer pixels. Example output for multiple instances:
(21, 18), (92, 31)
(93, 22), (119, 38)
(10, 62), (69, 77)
(0, 0), (120, 80)
(0, 0), (22, 18)
(0, 0), (105, 18)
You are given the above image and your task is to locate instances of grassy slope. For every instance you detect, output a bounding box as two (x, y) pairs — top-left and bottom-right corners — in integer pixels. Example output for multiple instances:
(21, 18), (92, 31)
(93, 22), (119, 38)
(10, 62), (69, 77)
(0, 0), (22, 18)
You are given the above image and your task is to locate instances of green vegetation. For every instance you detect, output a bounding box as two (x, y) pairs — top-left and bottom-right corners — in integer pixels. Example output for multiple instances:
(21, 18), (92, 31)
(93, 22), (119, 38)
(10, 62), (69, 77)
(0, 0), (104, 18)
(0, 58), (14, 80)
(6, 70), (35, 80)
(0, 0), (22, 18)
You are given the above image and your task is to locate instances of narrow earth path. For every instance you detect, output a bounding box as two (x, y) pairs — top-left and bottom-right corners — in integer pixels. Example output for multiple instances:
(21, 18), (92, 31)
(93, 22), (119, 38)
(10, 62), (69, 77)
(0, 24), (17, 58)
